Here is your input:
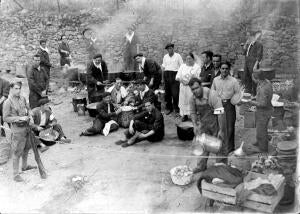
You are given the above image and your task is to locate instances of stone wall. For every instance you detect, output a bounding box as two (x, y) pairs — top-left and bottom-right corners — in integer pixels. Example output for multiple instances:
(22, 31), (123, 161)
(0, 0), (298, 77)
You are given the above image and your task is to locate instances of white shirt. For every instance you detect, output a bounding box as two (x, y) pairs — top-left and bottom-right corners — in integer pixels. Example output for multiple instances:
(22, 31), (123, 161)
(139, 57), (146, 73)
(140, 85), (149, 99)
(162, 53), (183, 71)
(107, 85), (128, 98)
(125, 31), (135, 43)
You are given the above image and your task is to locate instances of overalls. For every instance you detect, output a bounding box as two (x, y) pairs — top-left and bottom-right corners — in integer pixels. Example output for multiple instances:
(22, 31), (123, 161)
(194, 99), (221, 171)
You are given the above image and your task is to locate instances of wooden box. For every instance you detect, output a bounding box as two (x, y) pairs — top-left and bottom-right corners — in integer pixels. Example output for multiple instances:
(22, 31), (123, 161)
(201, 172), (285, 213)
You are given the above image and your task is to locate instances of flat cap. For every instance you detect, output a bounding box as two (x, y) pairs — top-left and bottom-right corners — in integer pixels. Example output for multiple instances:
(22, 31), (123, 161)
(165, 43), (174, 49)
(133, 53), (143, 59)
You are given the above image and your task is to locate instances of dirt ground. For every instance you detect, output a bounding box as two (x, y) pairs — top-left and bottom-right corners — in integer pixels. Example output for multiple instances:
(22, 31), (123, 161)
(0, 72), (298, 213)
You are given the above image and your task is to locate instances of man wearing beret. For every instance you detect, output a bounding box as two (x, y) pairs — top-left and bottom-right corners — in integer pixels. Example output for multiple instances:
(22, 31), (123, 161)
(86, 53), (109, 103)
(80, 92), (121, 136)
(134, 53), (162, 91)
(162, 43), (183, 115)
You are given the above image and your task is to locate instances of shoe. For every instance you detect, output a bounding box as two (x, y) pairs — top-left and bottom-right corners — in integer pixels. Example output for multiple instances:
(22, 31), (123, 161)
(22, 165), (37, 171)
(115, 140), (127, 145)
(60, 138), (71, 143)
(181, 115), (188, 122)
(14, 174), (24, 182)
(165, 110), (172, 115)
(121, 143), (131, 148)
(39, 146), (49, 153)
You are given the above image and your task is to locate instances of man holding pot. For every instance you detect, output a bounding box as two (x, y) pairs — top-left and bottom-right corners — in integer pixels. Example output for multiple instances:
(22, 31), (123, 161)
(188, 78), (226, 174)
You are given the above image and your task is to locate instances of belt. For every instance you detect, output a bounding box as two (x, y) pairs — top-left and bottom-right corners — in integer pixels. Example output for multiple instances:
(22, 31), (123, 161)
(222, 99), (230, 103)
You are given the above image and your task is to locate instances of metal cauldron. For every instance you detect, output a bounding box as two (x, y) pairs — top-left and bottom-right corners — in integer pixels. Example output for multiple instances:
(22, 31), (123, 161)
(72, 95), (87, 112)
(86, 102), (99, 117)
(176, 121), (194, 141)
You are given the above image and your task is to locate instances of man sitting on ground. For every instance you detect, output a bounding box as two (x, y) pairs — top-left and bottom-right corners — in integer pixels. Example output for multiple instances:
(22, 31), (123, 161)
(31, 98), (71, 144)
(80, 92), (122, 136)
(106, 78), (128, 105)
(115, 98), (164, 148)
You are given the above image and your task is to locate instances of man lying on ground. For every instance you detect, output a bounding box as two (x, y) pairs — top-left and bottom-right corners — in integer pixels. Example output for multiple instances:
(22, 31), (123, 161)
(115, 98), (164, 148)
(80, 92), (121, 136)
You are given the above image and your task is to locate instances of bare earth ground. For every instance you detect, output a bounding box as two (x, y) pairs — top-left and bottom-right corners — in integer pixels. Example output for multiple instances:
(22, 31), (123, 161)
(0, 72), (298, 213)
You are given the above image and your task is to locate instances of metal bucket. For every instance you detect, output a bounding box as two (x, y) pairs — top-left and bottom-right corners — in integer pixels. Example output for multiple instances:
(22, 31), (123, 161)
(72, 96), (87, 112)
(196, 134), (222, 154)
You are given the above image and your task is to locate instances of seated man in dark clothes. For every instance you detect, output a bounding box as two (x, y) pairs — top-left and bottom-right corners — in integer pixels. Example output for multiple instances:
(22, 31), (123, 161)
(80, 92), (121, 136)
(115, 98), (164, 148)
(31, 98), (71, 144)
(135, 79), (160, 111)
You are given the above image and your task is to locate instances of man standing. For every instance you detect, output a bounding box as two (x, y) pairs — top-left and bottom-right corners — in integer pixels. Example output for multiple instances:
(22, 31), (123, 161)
(188, 78), (225, 173)
(37, 39), (52, 93)
(80, 92), (121, 136)
(162, 43), (183, 115)
(248, 68), (273, 153)
(200, 50), (214, 88)
(211, 54), (222, 85)
(212, 61), (240, 155)
(27, 54), (48, 109)
(3, 81), (46, 182)
(115, 98), (164, 148)
(0, 77), (10, 135)
(242, 30), (263, 96)
(86, 54), (109, 103)
(123, 25), (139, 72)
(58, 35), (71, 67)
(134, 53), (162, 90)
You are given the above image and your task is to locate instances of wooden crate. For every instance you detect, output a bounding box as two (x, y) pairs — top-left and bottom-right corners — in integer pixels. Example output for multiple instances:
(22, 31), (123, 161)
(201, 172), (285, 213)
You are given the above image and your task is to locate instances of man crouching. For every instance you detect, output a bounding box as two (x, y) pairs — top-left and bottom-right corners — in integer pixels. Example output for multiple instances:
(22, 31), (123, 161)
(115, 98), (164, 147)
(3, 81), (47, 182)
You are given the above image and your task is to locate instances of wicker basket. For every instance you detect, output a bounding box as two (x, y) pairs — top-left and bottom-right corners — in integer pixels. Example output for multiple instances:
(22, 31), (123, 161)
(0, 140), (11, 165)
(170, 165), (193, 186)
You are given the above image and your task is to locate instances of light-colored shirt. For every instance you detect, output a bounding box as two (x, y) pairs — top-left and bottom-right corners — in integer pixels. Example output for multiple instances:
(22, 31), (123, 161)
(212, 75), (240, 100)
(190, 87), (223, 117)
(93, 60), (102, 71)
(162, 53), (183, 71)
(125, 31), (135, 43)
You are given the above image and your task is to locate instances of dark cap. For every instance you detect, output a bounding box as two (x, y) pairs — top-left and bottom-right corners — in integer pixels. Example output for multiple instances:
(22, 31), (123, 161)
(93, 53), (102, 59)
(39, 39), (47, 44)
(165, 43), (174, 49)
(101, 92), (111, 98)
(133, 53), (143, 59)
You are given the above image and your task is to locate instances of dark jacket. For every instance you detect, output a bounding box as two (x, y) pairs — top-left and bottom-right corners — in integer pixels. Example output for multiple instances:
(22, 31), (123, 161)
(58, 42), (71, 66)
(86, 61), (109, 94)
(200, 63), (214, 87)
(134, 108), (164, 139)
(0, 78), (10, 98)
(37, 48), (51, 72)
(243, 41), (263, 65)
(96, 101), (117, 122)
(143, 58), (162, 89)
(136, 89), (159, 110)
(210, 68), (221, 86)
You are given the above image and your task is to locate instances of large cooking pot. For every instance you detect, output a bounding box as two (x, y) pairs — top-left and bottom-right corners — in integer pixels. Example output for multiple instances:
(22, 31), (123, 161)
(38, 128), (59, 146)
(72, 96), (87, 112)
(176, 121), (194, 141)
(86, 102), (99, 117)
(195, 134), (222, 154)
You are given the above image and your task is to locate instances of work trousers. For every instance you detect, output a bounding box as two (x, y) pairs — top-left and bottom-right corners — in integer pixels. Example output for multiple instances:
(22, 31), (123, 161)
(84, 117), (118, 136)
(124, 120), (163, 143)
(222, 101), (236, 154)
(164, 70), (179, 112)
(256, 108), (272, 152)
(243, 59), (257, 96)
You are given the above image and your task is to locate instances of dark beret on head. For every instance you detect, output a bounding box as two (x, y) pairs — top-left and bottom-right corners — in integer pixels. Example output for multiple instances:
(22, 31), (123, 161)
(93, 53), (102, 59)
(39, 39), (47, 44)
(101, 92), (111, 98)
(133, 53), (143, 59)
(165, 43), (174, 49)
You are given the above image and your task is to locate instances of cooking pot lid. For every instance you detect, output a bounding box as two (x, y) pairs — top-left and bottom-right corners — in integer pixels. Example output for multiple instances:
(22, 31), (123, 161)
(177, 121), (193, 128)
(86, 102), (98, 109)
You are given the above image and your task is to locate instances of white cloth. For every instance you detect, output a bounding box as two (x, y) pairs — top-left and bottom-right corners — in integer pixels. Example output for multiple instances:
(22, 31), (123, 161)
(139, 57), (146, 73)
(140, 85), (149, 100)
(40, 111), (47, 126)
(93, 60), (102, 71)
(40, 45), (49, 54)
(162, 52), (183, 71)
(125, 31), (135, 43)
(176, 63), (201, 116)
(102, 120), (118, 136)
